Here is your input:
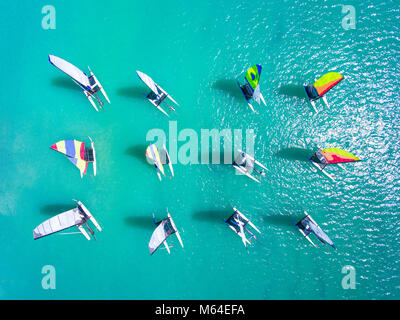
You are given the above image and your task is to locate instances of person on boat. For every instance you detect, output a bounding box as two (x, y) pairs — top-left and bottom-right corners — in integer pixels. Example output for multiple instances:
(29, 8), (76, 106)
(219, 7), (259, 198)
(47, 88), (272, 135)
(241, 83), (253, 100)
(152, 214), (160, 226)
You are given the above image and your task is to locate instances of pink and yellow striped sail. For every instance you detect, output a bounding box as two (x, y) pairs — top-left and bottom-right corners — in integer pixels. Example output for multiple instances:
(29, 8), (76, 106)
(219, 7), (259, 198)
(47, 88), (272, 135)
(50, 140), (88, 174)
(321, 148), (360, 164)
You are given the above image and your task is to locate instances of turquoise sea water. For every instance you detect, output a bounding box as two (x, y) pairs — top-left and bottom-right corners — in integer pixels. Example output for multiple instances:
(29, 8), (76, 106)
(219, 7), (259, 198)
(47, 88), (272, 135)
(0, 0), (399, 299)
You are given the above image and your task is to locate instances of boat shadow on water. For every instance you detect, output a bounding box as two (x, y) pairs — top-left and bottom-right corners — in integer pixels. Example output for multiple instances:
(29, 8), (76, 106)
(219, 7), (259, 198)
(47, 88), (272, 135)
(39, 204), (74, 215)
(275, 147), (312, 162)
(278, 84), (307, 99)
(263, 214), (302, 229)
(117, 86), (148, 99)
(212, 79), (244, 100)
(125, 144), (151, 166)
(200, 151), (236, 168)
(192, 210), (232, 223)
(51, 77), (79, 91)
(124, 216), (155, 230)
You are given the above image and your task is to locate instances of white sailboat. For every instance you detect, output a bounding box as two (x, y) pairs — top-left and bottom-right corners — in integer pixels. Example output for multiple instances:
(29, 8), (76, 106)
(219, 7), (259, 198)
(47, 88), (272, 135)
(49, 55), (110, 111)
(232, 149), (267, 183)
(33, 200), (101, 241)
(136, 71), (179, 116)
(295, 211), (336, 249)
(149, 210), (183, 255)
(225, 207), (261, 247)
(145, 144), (174, 181)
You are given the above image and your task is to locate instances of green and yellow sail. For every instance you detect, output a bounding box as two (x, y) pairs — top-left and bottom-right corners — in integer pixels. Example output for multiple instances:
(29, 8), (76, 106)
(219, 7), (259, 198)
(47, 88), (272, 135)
(245, 65), (262, 90)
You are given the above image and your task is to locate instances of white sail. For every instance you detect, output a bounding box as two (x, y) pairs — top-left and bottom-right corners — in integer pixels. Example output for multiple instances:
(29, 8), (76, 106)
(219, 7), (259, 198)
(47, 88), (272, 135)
(33, 208), (84, 240)
(149, 218), (176, 254)
(253, 85), (261, 104)
(137, 71), (161, 95)
(296, 213), (336, 249)
(49, 55), (91, 88)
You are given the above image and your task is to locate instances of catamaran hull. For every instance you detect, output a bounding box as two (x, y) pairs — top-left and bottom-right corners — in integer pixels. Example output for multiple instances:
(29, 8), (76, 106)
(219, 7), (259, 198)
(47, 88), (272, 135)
(296, 226), (316, 247)
(146, 144), (166, 180)
(155, 166), (162, 181)
(163, 240), (171, 254)
(150, 99), (169, 117)
(155, 82), (178, 106)
(168, 213), (184, 249)
(78, 225), (91, 240)
(89, 68), (111, 104)
(233, 164), (260, 183)
(163, 144), (174, 177)
(88, 137), (97, 176)
(84, 91), (99, 111)
(227, 225), (250, 246)
(77, 201), (102, 231)
(260, 93), (266, 106)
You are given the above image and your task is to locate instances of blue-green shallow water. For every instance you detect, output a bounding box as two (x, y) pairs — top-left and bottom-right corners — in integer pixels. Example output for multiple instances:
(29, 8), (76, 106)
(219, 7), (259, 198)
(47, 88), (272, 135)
(0, 0), (399, 299)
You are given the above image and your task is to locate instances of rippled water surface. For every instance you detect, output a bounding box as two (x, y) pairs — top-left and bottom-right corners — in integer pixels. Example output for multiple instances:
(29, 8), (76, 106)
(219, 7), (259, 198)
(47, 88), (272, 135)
(0, 0), (399, 299)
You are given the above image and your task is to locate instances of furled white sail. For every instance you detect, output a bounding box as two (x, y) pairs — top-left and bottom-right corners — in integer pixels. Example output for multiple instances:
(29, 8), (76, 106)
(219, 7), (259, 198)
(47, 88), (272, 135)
(33, 208), (84, 240)
(49, 55), (91, 88)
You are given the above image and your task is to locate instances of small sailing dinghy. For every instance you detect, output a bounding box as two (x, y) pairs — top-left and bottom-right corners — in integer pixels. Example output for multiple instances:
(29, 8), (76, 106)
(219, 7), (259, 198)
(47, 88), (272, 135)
(145, 144), (174, 181)
(149, 211), (183, 255)
(232, 149), (267, 183)
(225, 207), (261, 247)
(49, 55), (110, 111)
(136, 71), (179, 117)
(33, 200), (102, 241)
(295, 211), (336, 249)
(304, 72), (344, 112)
(307, 147), (360, 181)
(50, 137), (97, 178)
(237, 64), (266, 112)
